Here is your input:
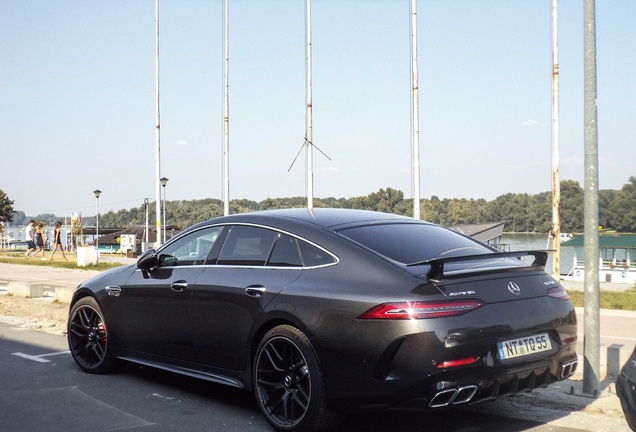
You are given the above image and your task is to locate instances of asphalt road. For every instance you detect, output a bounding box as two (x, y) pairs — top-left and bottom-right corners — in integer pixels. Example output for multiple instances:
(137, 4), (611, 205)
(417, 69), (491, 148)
(0, 322), (598, 432)
(0, 262), (632, 431)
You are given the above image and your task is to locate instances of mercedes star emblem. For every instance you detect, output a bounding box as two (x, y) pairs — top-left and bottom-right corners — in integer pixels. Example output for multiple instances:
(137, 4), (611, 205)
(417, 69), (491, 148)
(507, 282), (521, 295)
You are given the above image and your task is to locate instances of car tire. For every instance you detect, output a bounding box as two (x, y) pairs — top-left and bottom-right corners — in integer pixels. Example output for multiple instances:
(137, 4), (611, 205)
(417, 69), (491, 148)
(68, 297), (121, 374)
(254, 325), (342, 432)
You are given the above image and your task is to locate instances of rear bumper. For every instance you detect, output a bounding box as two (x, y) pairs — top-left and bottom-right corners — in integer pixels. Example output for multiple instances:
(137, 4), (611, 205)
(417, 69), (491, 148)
(320, 296), (577, 413)
(392, 355), (578, 410)
(331, 352), (578, 413)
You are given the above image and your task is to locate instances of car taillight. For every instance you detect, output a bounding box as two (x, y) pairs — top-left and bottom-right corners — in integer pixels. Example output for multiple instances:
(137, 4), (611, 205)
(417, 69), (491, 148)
(358, 300), (483, 320)
(563, 336), (578, 344)
(436, 356), (480, 369)
(547, 286), (570, 300)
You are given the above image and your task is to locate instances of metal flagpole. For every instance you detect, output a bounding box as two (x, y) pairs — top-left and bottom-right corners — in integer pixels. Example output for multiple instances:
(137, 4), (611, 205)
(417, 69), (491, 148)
(223, 0), (230, 216)
(410, 0), (421, 220)
(305, 0), (314, 210)
(155, 0), (162, 247)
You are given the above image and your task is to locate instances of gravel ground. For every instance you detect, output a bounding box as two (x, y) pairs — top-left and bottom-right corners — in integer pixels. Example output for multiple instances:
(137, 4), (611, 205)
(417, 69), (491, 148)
(0, 295), (68, 335)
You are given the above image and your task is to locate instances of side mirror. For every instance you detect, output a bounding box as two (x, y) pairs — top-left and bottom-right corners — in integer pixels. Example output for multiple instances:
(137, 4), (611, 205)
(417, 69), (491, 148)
(137, 249), (158, 271)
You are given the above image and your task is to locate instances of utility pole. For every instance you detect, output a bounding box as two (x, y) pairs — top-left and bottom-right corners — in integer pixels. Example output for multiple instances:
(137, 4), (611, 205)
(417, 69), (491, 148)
(583, 0), (600, 397)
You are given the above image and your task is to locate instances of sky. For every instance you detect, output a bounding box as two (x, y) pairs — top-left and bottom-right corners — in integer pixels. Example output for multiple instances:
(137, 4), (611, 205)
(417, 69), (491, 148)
(1, 0), (635, 219)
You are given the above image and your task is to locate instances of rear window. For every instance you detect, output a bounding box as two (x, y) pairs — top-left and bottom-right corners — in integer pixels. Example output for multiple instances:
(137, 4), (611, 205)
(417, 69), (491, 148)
(337, 223), (492, 264)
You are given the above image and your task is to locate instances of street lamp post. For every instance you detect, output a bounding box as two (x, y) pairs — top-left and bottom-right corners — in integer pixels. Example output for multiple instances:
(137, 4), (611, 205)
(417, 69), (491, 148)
(160, 177), (169, 243)
(144, 198), (149, 252)
(93, 189), (101, 262)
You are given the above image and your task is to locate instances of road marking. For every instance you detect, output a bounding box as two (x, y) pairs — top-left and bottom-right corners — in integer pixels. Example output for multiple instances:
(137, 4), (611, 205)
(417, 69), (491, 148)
(12, 350), (70, 363)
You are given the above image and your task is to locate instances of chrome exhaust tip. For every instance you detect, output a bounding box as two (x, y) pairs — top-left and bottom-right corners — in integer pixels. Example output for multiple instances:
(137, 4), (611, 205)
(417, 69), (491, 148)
(429, 385), (478, 408)
(453, 385), (478, 404)
(429, 389), (457, 408)
(561, 359), (578, 379)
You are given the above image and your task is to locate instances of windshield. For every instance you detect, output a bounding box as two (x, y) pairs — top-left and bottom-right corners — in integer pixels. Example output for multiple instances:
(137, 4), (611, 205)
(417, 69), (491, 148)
(337, 223), (493, 264)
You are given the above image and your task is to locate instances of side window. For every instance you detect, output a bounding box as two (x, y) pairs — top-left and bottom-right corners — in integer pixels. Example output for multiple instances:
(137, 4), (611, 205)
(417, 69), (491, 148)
(158, 226), (223, 267)
(267, 234), (302, 267)
(217, 226), (278, 266)
(298, 240), (336, 267)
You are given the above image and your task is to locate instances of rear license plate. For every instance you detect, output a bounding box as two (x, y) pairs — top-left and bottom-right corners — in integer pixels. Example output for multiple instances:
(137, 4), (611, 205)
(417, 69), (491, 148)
(497, 333), (552, 360)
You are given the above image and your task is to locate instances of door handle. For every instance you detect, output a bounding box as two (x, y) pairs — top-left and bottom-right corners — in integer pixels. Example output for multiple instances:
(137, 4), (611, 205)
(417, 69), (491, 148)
(171, 280), (188, 292)
(245, 286), (266, 297)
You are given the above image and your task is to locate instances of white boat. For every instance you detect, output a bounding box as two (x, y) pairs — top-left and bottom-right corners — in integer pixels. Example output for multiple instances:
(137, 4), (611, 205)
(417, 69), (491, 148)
(560, 235), (636, 284)
(559, 233), (573, 242)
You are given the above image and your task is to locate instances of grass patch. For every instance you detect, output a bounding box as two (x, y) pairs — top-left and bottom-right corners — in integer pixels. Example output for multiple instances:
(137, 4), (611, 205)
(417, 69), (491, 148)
(567, 289), (636, 311)
(0, 251), (124, 271)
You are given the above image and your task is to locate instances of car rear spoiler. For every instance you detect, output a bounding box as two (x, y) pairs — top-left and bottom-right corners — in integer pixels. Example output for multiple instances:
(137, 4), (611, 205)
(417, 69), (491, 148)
(407, 250), (552, 281)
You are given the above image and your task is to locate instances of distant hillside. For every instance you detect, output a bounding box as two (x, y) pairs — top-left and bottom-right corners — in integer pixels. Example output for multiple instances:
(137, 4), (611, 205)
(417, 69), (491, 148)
(11, 176), (636, 233)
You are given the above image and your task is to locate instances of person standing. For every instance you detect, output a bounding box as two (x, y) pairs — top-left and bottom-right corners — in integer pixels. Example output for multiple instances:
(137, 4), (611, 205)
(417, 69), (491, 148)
(24, 220), (36, 258)
(49, 222), (68, 261)
(35, 222), (46, 260)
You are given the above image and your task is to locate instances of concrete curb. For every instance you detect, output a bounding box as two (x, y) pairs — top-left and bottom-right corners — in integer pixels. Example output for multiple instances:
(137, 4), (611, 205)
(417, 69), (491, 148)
(5, 281), (76, 303)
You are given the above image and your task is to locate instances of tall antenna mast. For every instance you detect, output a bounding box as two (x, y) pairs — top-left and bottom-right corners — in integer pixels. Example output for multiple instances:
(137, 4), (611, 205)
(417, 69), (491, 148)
(305, 0), (314, 209)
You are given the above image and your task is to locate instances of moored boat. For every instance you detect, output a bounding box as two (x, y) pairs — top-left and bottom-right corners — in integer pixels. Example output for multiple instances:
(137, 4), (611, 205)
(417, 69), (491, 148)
(560, 234), (636, 284)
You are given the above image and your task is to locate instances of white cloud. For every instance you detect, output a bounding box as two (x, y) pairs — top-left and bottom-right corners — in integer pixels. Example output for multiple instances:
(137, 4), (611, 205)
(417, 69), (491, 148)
(522, 119), (538, 127)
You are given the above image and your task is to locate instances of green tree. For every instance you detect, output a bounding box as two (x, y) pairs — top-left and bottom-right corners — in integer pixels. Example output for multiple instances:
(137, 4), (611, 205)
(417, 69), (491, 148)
(598, 189), (616, 230)
(422, 196), (447, 224)
(526, 192), (551, 233)
(365, 188), (404, 213)
(609, 176), (636, 232)
(0, 189), (15, 226)
(560, 180), (584, 233)
(489, 193), (532, 232)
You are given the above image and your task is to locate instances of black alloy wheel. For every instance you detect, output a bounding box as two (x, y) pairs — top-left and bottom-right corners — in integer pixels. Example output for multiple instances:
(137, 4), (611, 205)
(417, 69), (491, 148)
(254, 325), (341, 432)
(68, 297), (119, 373)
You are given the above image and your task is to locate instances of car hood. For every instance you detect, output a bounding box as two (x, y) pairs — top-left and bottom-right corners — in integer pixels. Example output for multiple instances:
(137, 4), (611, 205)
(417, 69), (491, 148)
(80, 263), (137, 288)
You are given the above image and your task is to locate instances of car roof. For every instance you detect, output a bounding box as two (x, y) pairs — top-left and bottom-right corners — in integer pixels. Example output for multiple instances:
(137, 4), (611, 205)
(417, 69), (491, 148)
(206, 208), (422, 230)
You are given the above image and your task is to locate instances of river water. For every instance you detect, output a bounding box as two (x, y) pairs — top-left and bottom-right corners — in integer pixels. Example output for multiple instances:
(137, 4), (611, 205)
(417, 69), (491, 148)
(500, 233), (577, 276)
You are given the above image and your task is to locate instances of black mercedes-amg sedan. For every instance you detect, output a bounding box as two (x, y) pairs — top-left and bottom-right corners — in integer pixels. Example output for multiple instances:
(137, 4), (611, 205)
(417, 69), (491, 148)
(68, 208), (578, 432)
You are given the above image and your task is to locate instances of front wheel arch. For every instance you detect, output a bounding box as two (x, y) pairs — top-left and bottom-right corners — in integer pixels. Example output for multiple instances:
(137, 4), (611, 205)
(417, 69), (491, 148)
(67, 296), (121, 374)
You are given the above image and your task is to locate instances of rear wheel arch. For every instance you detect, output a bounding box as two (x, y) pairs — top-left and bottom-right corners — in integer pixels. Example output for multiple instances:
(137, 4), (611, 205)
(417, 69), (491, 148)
(253, 324), (343, 432)
(249, 316), (315, 369)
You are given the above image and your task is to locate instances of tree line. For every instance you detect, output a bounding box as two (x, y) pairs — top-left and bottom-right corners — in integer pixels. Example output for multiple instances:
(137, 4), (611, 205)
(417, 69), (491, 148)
(5, 176), (636, 234)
